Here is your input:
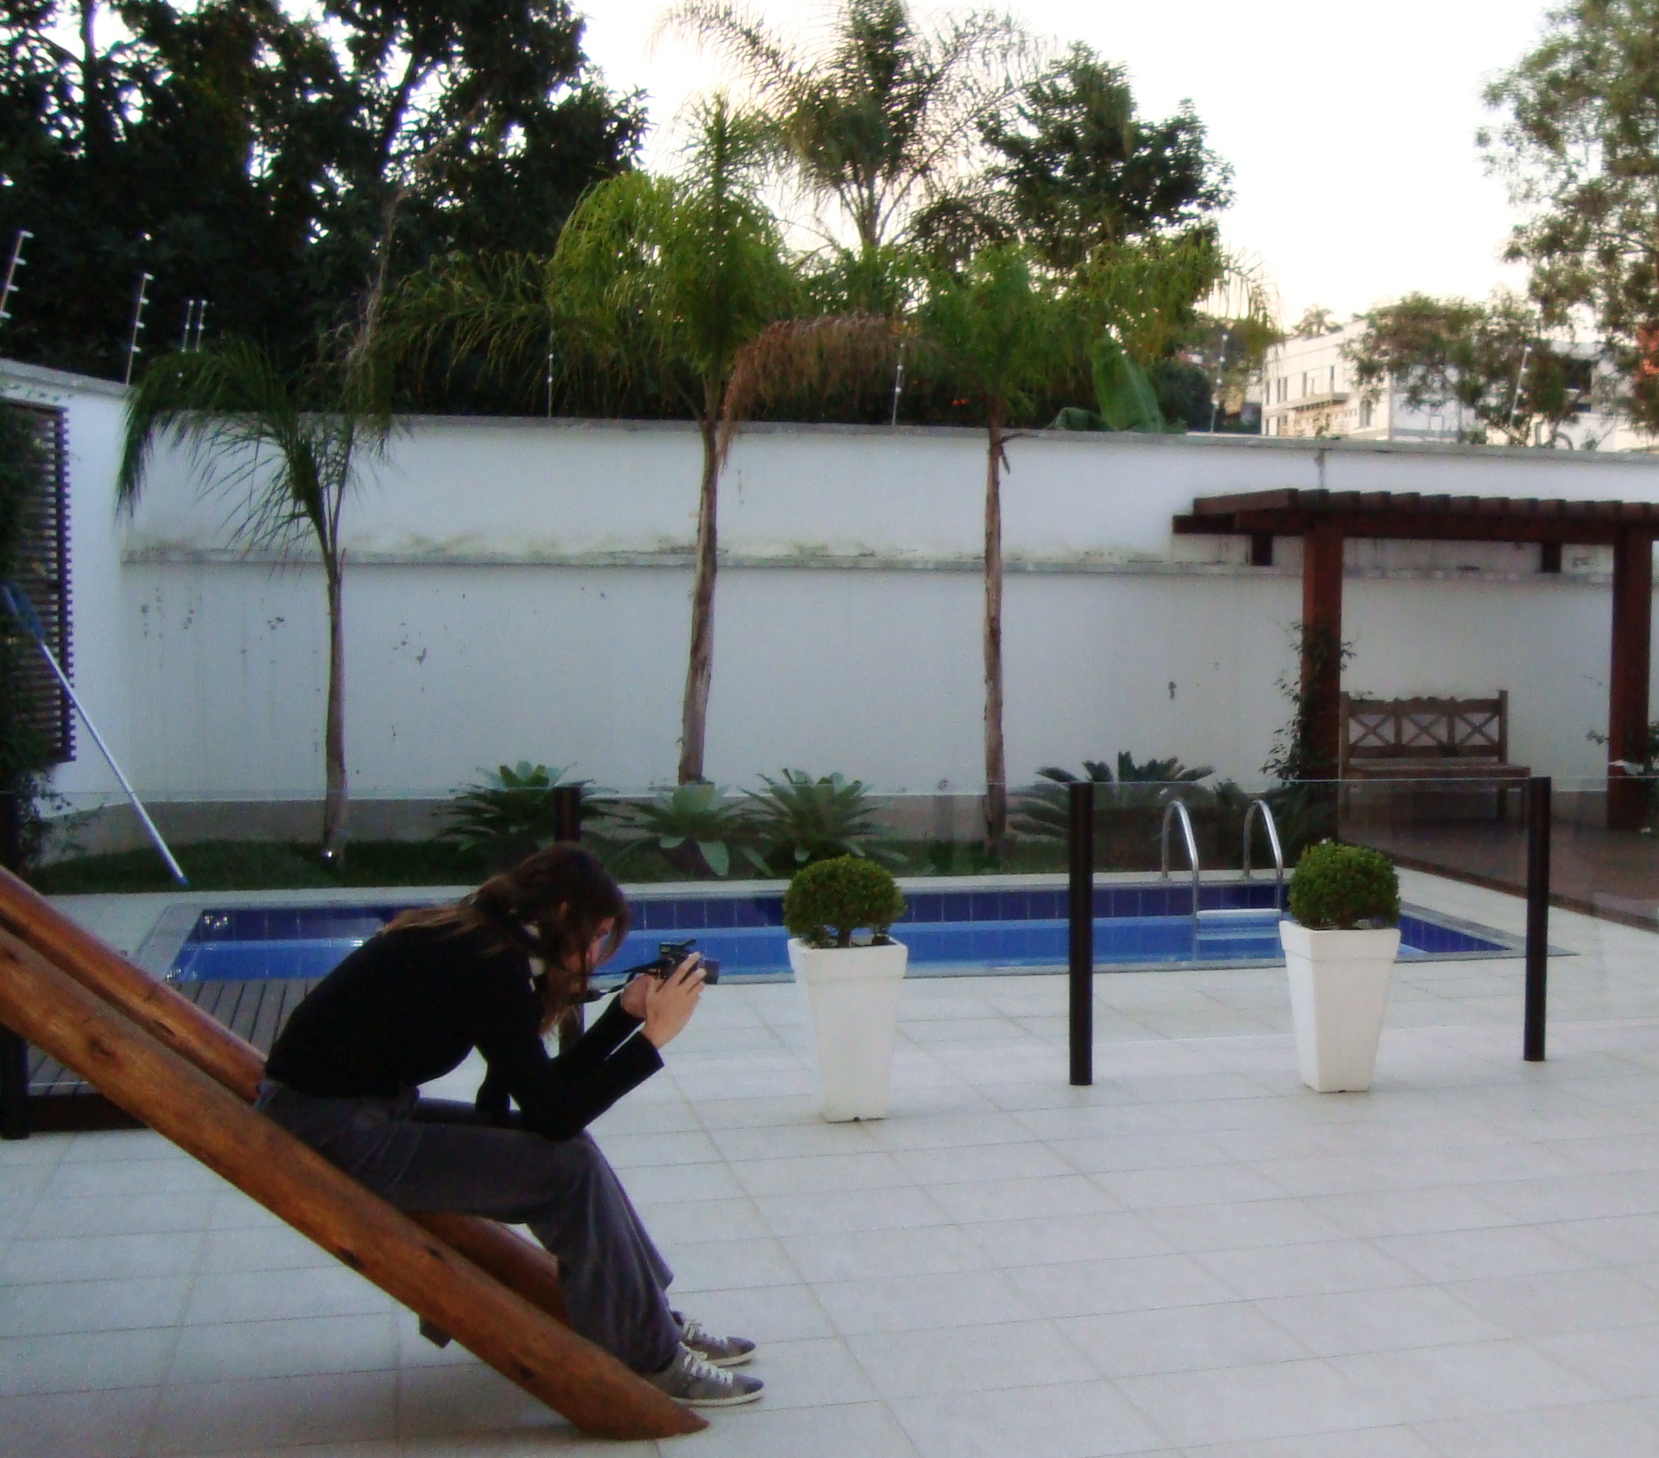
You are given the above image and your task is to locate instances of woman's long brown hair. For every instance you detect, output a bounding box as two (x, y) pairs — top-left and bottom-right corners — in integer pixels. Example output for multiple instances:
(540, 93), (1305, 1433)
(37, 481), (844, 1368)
(382, 845), (630, 1034)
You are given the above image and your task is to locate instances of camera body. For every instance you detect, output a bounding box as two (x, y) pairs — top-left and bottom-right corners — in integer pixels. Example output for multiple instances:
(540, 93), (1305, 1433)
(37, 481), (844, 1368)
(640, 938), (720, 985)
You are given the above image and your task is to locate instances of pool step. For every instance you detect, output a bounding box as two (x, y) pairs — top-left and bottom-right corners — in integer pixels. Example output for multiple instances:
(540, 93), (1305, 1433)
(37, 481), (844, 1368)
(1194, 906), (1284, 957)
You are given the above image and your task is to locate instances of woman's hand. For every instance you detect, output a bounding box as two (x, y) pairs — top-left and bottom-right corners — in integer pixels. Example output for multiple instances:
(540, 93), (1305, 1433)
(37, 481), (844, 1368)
(636, 954), (705, 1049)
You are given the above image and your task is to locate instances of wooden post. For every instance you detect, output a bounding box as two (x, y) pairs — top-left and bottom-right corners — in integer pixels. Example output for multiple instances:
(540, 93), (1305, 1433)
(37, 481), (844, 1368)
(1301, 521), (1345, 780)
(0, 930), (703, 1439)
(1608, 530), (1654, 831)
(0, 867), (579, 1340)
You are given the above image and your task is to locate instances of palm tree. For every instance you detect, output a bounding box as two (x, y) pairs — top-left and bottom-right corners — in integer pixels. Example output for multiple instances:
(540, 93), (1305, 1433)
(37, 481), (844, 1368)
(395, 96), (799, 783)
(660, 0), (1037, 259)
(722, 235), (1272, 854)
(118, 339), (390, 858)
(918, 245), (1070, 852)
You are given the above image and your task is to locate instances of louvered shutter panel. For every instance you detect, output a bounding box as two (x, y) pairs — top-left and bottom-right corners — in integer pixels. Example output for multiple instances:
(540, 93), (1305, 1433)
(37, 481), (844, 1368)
(7, 405), (72, 764)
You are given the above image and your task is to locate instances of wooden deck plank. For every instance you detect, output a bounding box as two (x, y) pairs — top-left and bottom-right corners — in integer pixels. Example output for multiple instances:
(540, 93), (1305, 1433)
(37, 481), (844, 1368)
(34, 975), (322, 1099)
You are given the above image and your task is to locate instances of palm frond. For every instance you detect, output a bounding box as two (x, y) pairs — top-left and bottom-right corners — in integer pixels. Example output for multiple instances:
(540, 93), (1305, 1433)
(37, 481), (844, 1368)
(719, 313), (901, 459)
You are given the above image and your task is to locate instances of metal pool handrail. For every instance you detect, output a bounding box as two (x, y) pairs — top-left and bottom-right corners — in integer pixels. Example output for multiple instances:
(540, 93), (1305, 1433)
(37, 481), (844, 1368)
(1241, 798), (1285, 903)
(1160, 799), (1201, 934)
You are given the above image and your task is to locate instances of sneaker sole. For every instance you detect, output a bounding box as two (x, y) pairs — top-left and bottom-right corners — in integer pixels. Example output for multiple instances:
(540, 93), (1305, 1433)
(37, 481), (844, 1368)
(677, 1381), (764, 1408)
(690, 1347), (754, 1369)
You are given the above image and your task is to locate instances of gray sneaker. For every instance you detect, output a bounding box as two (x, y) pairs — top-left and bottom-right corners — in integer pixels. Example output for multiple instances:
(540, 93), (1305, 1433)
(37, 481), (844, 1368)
(649, 1342), (764, 1407)
(674, 1310), (757, 1368)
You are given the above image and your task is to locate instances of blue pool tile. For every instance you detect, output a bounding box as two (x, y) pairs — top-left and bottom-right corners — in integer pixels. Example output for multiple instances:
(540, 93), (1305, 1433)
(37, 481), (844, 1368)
(672, 900), (708, 931)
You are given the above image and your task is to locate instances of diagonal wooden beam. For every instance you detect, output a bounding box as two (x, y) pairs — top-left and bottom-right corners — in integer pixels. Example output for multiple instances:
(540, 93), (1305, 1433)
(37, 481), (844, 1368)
(0, 927), (703, 1439)
(0, 869), (625, 1412)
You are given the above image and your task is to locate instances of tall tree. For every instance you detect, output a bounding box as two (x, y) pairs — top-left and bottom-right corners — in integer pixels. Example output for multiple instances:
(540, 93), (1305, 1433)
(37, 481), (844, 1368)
(397, 97), (799, 783)
(918, 42), (1232, 271)
(118, 336), (390, 857)
(0, 0), (642, 380)
(918, 245), (1068, 851)
(1345, 292), (1596, 447)
(1481, 0), (1659, 428)
(661, 0), (1036, 258)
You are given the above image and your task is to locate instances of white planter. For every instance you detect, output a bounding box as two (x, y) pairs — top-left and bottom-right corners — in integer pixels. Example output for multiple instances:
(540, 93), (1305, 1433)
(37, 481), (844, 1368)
(1279, 920), (1401, 1093)
(788, 937), (908, 1121)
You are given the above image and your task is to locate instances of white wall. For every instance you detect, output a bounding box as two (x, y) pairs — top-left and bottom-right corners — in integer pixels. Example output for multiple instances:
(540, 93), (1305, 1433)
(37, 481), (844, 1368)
(12, 362), (1659, 802)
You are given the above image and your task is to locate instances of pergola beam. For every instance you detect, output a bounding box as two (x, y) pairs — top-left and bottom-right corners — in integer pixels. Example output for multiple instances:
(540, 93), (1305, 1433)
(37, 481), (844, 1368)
(1609, 529), (1654, 830)
(1174, 488), (1659, 832)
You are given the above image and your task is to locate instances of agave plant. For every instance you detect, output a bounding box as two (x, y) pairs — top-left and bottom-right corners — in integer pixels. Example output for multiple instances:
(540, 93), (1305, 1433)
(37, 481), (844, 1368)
(620, 781), (768, 879)
(439, 762), (599, 866)
(744, 769), (901, 869)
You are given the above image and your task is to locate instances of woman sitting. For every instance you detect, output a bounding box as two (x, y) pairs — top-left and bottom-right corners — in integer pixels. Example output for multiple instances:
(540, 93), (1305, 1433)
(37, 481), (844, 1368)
(257, 844), (762, 1406)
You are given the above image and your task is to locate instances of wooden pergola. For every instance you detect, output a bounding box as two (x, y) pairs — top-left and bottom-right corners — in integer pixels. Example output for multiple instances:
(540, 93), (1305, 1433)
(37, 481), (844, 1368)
(1174, 489), (1659, 829)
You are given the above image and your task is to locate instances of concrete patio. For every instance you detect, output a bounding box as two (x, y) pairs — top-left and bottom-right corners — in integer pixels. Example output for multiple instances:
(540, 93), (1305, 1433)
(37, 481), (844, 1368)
(6, 869), (1659, 1457)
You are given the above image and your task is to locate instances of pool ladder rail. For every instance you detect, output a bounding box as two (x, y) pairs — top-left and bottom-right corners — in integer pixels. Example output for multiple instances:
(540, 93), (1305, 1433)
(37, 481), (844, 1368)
(1160, 798), (1286, 955)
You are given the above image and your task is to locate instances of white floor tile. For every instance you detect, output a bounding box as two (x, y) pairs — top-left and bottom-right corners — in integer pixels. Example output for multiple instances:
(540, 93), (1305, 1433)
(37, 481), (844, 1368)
(1007, 1252), (1238, 1319)
(666, 1399), (923, 1458)
(849, 1318), (1095, 1398)
(892, 1377), (1168, 1458)
(1059, 1300), (1312, 1377)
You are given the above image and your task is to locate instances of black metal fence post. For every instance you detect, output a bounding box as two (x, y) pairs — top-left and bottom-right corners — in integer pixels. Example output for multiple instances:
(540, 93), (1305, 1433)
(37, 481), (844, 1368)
(552, 784), (582, 847)
(555, 783), (586, 1052)
(1068, 780), (1094, 1086)
(0, 1028), (26, 1140)
(1524, 775), (1551, 1063)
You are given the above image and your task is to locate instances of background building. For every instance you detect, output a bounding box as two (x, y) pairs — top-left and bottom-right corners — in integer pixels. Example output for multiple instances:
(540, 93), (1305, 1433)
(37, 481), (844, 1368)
(1259, 320), (1651, 448)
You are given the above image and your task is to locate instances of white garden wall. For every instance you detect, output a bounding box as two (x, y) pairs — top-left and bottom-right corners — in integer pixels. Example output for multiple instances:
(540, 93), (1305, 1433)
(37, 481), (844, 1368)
(9, 358), (1659, 809)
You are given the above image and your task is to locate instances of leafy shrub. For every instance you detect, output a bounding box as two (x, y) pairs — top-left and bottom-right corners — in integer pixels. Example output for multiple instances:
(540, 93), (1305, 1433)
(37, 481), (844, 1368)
(619, 781), (767, 879)
(1012, 752), (1214, 840)
(1287, 840), (1399, 929)
(745, 768), (899, 869)
(783, 855), (907, 948)
(439, 763), (598, 868)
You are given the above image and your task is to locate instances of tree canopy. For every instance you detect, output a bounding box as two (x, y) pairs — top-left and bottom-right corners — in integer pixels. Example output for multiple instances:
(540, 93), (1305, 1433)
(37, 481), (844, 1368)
(918, 42), (1232, 271)
(0, 0), (644, 379)
(1344, 292), (1597, 447)
(1481, 0), (1659, 428)
(661, 0), (1038, 258)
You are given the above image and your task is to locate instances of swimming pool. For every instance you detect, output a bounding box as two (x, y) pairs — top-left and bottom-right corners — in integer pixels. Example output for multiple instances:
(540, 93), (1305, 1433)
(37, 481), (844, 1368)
(163, 881), (1516, 983)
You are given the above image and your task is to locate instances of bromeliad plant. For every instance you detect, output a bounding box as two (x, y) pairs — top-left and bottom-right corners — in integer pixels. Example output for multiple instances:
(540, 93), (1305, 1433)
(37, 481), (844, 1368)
(744, 769), (901, 869)
(1286, 840), (1399, 930)
(1011, 752), (1214, 839)
(783, 855), (908, 948)
(621, 781), (768, 879)
(439, 763), (598, 867)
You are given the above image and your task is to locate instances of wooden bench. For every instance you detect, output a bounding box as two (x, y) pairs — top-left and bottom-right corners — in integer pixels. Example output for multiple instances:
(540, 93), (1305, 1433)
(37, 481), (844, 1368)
(1339, 692), (1531, 819)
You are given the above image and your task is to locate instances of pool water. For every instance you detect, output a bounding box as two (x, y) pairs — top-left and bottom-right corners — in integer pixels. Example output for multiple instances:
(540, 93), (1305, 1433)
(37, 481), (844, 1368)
(167, 882), (1512, 983)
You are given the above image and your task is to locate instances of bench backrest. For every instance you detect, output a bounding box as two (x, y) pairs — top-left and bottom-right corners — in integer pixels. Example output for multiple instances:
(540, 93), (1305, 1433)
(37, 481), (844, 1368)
(1339, 692), (1509, 772)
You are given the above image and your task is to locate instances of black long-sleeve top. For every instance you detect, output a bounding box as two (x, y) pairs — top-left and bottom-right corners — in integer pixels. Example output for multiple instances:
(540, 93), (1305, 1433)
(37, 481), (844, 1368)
(264, 922), (661, 1140)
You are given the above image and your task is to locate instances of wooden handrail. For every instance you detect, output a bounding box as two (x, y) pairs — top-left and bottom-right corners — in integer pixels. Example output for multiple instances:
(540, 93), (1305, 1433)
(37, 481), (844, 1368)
(0, 928), (703, 1438)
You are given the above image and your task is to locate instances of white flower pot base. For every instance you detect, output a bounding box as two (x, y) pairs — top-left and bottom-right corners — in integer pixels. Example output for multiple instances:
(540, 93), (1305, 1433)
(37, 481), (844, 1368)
(1279, 921), (1401, 1093)
(788, 938), (907, 1121)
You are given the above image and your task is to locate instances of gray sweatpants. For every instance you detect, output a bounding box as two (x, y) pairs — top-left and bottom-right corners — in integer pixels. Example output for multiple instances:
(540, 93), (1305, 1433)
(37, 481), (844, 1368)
(255, 1081), (681, 1375)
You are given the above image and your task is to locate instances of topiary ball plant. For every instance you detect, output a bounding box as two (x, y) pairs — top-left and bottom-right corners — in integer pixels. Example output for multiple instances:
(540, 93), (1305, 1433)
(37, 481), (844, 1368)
(783, 855), (908, 949)
(1287, 840), (1400, 930)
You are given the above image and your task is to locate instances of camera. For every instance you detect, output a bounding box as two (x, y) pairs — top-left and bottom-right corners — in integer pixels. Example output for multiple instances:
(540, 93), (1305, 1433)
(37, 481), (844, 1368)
(628, 938), (720, 985)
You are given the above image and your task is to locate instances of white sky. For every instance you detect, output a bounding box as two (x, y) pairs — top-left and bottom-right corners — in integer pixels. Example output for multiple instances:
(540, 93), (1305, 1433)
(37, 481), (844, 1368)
(578, 0), (1558, 327)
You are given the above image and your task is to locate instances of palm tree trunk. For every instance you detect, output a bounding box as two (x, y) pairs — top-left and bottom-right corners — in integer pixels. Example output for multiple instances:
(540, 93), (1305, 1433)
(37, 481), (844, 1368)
(321, 559), (348, 857)
(676, 414), (721, 784)
(983, 405), (1007, 855)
